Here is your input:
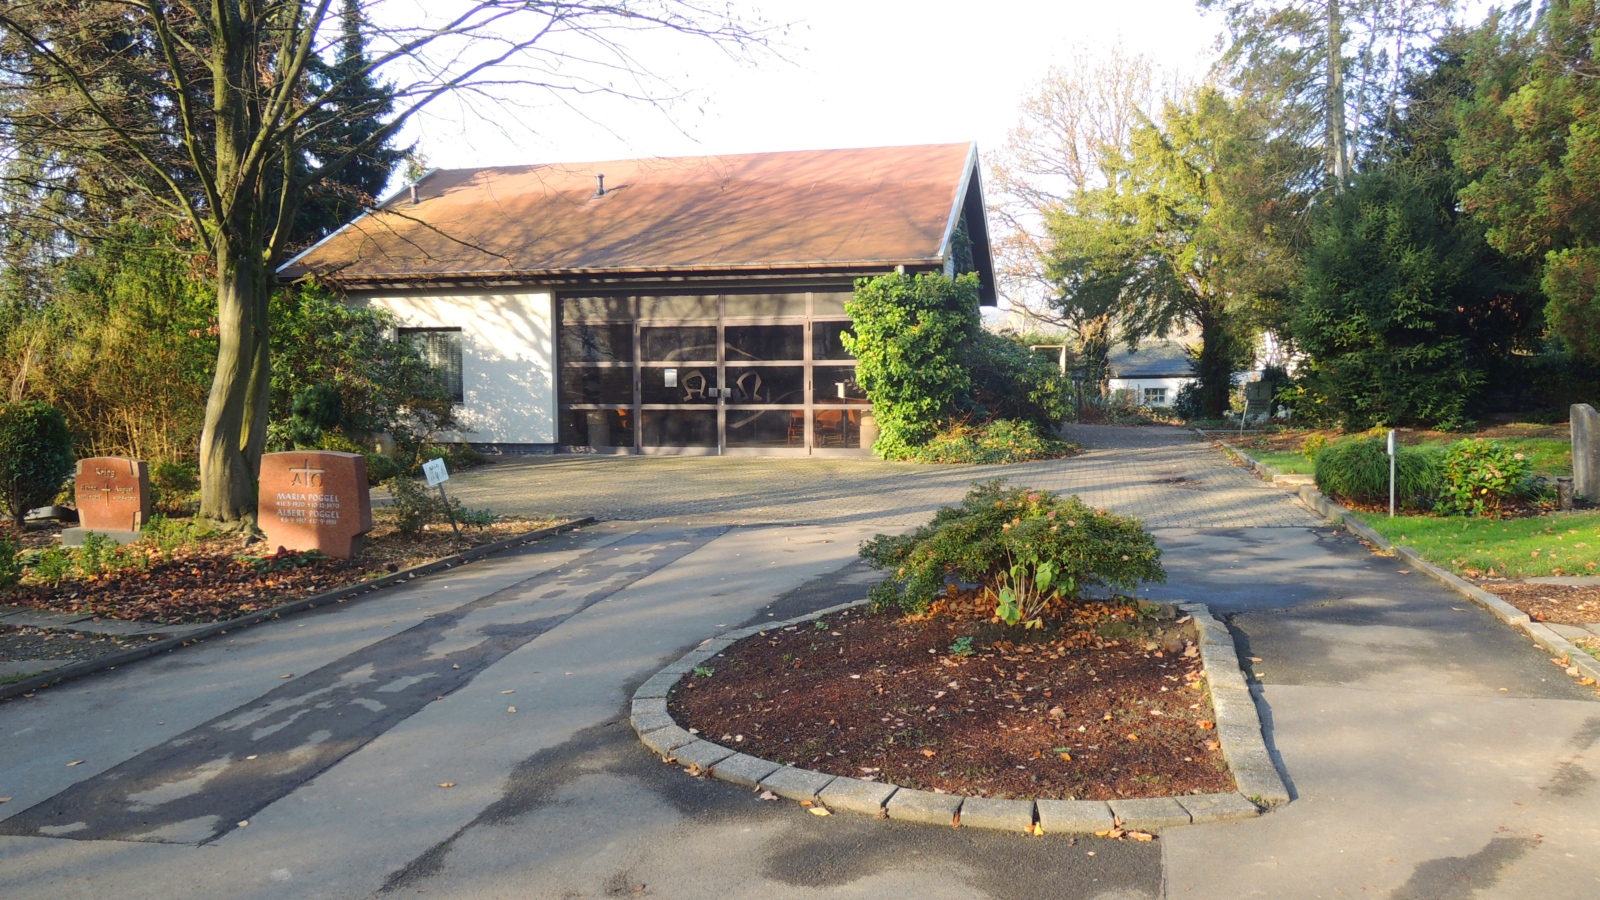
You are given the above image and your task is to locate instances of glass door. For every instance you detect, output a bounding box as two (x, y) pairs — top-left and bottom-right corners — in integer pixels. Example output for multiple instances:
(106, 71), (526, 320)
(639, 324), (720, 451)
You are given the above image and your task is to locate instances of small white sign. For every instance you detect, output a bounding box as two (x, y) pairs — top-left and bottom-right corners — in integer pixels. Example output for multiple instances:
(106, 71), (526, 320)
(422, 458), (450, 486)
(664, 368), (678, 388)
(1386, 429), (1397, 457)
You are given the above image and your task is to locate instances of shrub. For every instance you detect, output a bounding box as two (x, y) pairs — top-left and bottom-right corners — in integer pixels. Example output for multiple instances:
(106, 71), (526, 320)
(967, 331), (1070, 427)
(364, 453), (403, 485)
(859, 481), (1165, 617)
(0, 401), (74, 527)
(844, 272), (979, 456)
(0, 526), (21, 591)
(387, 477), (437, 537)
(1300, 434), (1329, 461)
(1313, 437), (1441, 508)
(1437, 439), (1535, 517)
(906, 419), (1076, 464)
(141, 514), (219, 559)
(150, 461), (200, 514)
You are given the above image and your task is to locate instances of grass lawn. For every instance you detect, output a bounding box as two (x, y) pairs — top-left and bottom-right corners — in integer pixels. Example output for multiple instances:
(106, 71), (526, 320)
(1355, 510), (1600, 578)
(1245, 449), (1315, 475)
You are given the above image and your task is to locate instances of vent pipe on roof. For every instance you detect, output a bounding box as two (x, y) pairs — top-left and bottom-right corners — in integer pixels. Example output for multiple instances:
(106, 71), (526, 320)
(593, 174), (606, 198)
(409, 183), (419, 205)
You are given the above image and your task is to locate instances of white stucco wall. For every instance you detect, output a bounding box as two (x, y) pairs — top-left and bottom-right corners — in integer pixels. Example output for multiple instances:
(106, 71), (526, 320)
(352, 289), (556, 446)
(1108, 376), (1193, 407)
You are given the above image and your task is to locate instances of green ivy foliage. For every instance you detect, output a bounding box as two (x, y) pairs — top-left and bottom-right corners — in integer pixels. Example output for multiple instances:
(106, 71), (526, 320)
(843, 272), (978, 456)
(1437, 438), (1536, 517)
(843, 272), (1069, 460)
(859, 481), (1165, 616)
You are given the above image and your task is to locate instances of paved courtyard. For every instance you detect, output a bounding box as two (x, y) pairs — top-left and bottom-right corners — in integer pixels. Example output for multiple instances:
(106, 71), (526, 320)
(1, 425), (1594, 899)
(445, 425), (1319, 528)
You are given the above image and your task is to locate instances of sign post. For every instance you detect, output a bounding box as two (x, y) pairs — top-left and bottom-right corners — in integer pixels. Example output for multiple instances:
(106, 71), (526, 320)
(1386, 429), (1397, 519)
(422, 457), (464, 545)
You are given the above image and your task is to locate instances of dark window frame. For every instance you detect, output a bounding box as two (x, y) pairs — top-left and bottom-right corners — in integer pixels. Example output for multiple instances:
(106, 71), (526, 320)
(399, 327), (465, 403)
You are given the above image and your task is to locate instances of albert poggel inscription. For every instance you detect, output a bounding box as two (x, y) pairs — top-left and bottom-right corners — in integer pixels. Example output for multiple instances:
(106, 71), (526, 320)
(258, 451), (373, 559)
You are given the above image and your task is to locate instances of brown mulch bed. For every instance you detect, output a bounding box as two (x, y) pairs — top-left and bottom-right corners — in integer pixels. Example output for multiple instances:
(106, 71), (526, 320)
(2, 517), (559, 626)
(1477, 581), (1600, 626)
(670, 603), (1235, 802)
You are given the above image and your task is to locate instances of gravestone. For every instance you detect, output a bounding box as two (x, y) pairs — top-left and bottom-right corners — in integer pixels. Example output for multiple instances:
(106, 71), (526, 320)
(1574, 403), (1600, 501)
(64, 457), (151, 546)
(258, 451), (373, 559)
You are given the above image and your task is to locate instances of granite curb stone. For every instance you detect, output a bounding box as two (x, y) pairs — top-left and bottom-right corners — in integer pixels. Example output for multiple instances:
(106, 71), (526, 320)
(1178, 792), (1262, 824)
(1035, 799), (1115, 834)
(1108, 797), (1192, 831)
(818, 776), (897, 817)
(635, 596), (1275, 833)
(669, 740), (736, 770)
(638, 725), (698, 756)
(885, 788), (963, 826)
(710, 753), (783, 789)
(958, 797), (1036, 832)
(758, 766), (836, 802)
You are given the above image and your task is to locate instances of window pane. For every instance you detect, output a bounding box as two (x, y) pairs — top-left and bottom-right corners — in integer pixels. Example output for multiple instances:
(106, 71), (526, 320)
(641, 409), (717, 447)
(640, 326), (717, 362)
(812, 366), (867, 404)
(400, 328), (463, 402)
(560, 323), (632, 363)
(812, 292), (850, 316)
(812, 321), (855, 360)
(559, 366), (633, 404)
(726, 366), (804, 404)
(725, 325), (802, 362)
(641, 366), (716, 404)
(637, 295), (718, 320)
(559, 408), (634, 448)
(727, 408), (804, 447)
(813, 409), (866, 449)
(560, 295), (632, 320)
(722, 293), (807, 318)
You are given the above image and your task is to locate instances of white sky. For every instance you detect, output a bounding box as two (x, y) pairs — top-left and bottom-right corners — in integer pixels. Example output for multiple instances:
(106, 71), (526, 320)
(403, 1), (1224, 170)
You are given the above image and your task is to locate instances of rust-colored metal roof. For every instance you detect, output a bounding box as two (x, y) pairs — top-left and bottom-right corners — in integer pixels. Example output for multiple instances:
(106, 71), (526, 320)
(282, 143), (978, 283)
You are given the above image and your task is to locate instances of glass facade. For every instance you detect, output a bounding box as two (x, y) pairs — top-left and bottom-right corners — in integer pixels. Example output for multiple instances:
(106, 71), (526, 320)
(556, 290), (864, 453)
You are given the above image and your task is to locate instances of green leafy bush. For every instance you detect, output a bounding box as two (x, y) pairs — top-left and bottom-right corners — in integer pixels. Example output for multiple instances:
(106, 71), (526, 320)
(1437, 439), (1535, 517)
(968, 331), (1070, 426)
(1313, 437), (1441, 508)
(0, 527), (21, 591)
(141, 514), (219, 558)
(859, 481), (1165, 616)
(150, 461), (200, 514)
(387, 477), (437, 537)
(906, 419), (1076, 464)
(1300, 434), (1329, 461)
(364, 453), (403, 485)
(70, 532), (149, 579)
(0, 401), (74, 527)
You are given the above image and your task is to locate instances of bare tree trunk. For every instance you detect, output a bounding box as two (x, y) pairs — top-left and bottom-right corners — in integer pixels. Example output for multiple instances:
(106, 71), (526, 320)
(1327, 0), (1349, 187)
(198, 238), (262, 524)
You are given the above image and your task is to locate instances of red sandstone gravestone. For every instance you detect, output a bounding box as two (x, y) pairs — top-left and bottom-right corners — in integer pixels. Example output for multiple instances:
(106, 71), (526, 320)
(258, 451), (373, 559)
(74, 457), (152, 533)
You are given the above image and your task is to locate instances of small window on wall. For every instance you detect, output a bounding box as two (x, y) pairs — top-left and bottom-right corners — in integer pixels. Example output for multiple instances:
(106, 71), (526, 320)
(1143, 387), (1168, 406)
(400, 327), (464, 403)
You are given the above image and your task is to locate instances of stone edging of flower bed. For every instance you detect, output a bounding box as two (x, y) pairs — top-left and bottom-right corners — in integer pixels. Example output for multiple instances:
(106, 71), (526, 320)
(0, 517), (596, 702)
(1207, 435), (1600, 686)
(630, 598), (1291, 835)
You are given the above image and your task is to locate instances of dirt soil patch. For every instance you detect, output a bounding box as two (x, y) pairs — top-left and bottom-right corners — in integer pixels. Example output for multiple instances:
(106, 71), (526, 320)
(1479, 581), (1600, 626)
(671, 604), (1235, 802)
(0, 625), (144, 665)
(2, 516), (559, 625)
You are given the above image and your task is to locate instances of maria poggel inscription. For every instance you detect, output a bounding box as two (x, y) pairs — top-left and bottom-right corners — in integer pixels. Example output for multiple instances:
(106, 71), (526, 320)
(258, 451), (373, 559)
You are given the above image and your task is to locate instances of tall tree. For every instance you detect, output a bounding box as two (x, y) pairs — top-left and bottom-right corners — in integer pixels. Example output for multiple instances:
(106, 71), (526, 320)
(0, 1), (769, 525)
(1201, 0), (1458, 189)
(1044, 88), (1306, 417)
(1455, 0), (1600, 360)
(986, 44), (1172, 387)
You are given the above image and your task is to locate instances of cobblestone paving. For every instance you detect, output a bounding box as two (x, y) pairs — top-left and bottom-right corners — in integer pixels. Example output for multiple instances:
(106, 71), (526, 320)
(442, 425), (1320, 528)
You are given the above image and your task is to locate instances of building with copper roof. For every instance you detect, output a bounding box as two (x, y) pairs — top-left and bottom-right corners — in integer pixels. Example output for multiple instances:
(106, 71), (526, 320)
(280, 143), (995, 454)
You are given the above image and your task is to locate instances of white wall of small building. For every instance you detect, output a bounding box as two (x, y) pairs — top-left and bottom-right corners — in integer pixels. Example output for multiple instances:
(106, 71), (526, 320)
(1107, 376), (1194, 407)
(350, 289), (557, 446)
